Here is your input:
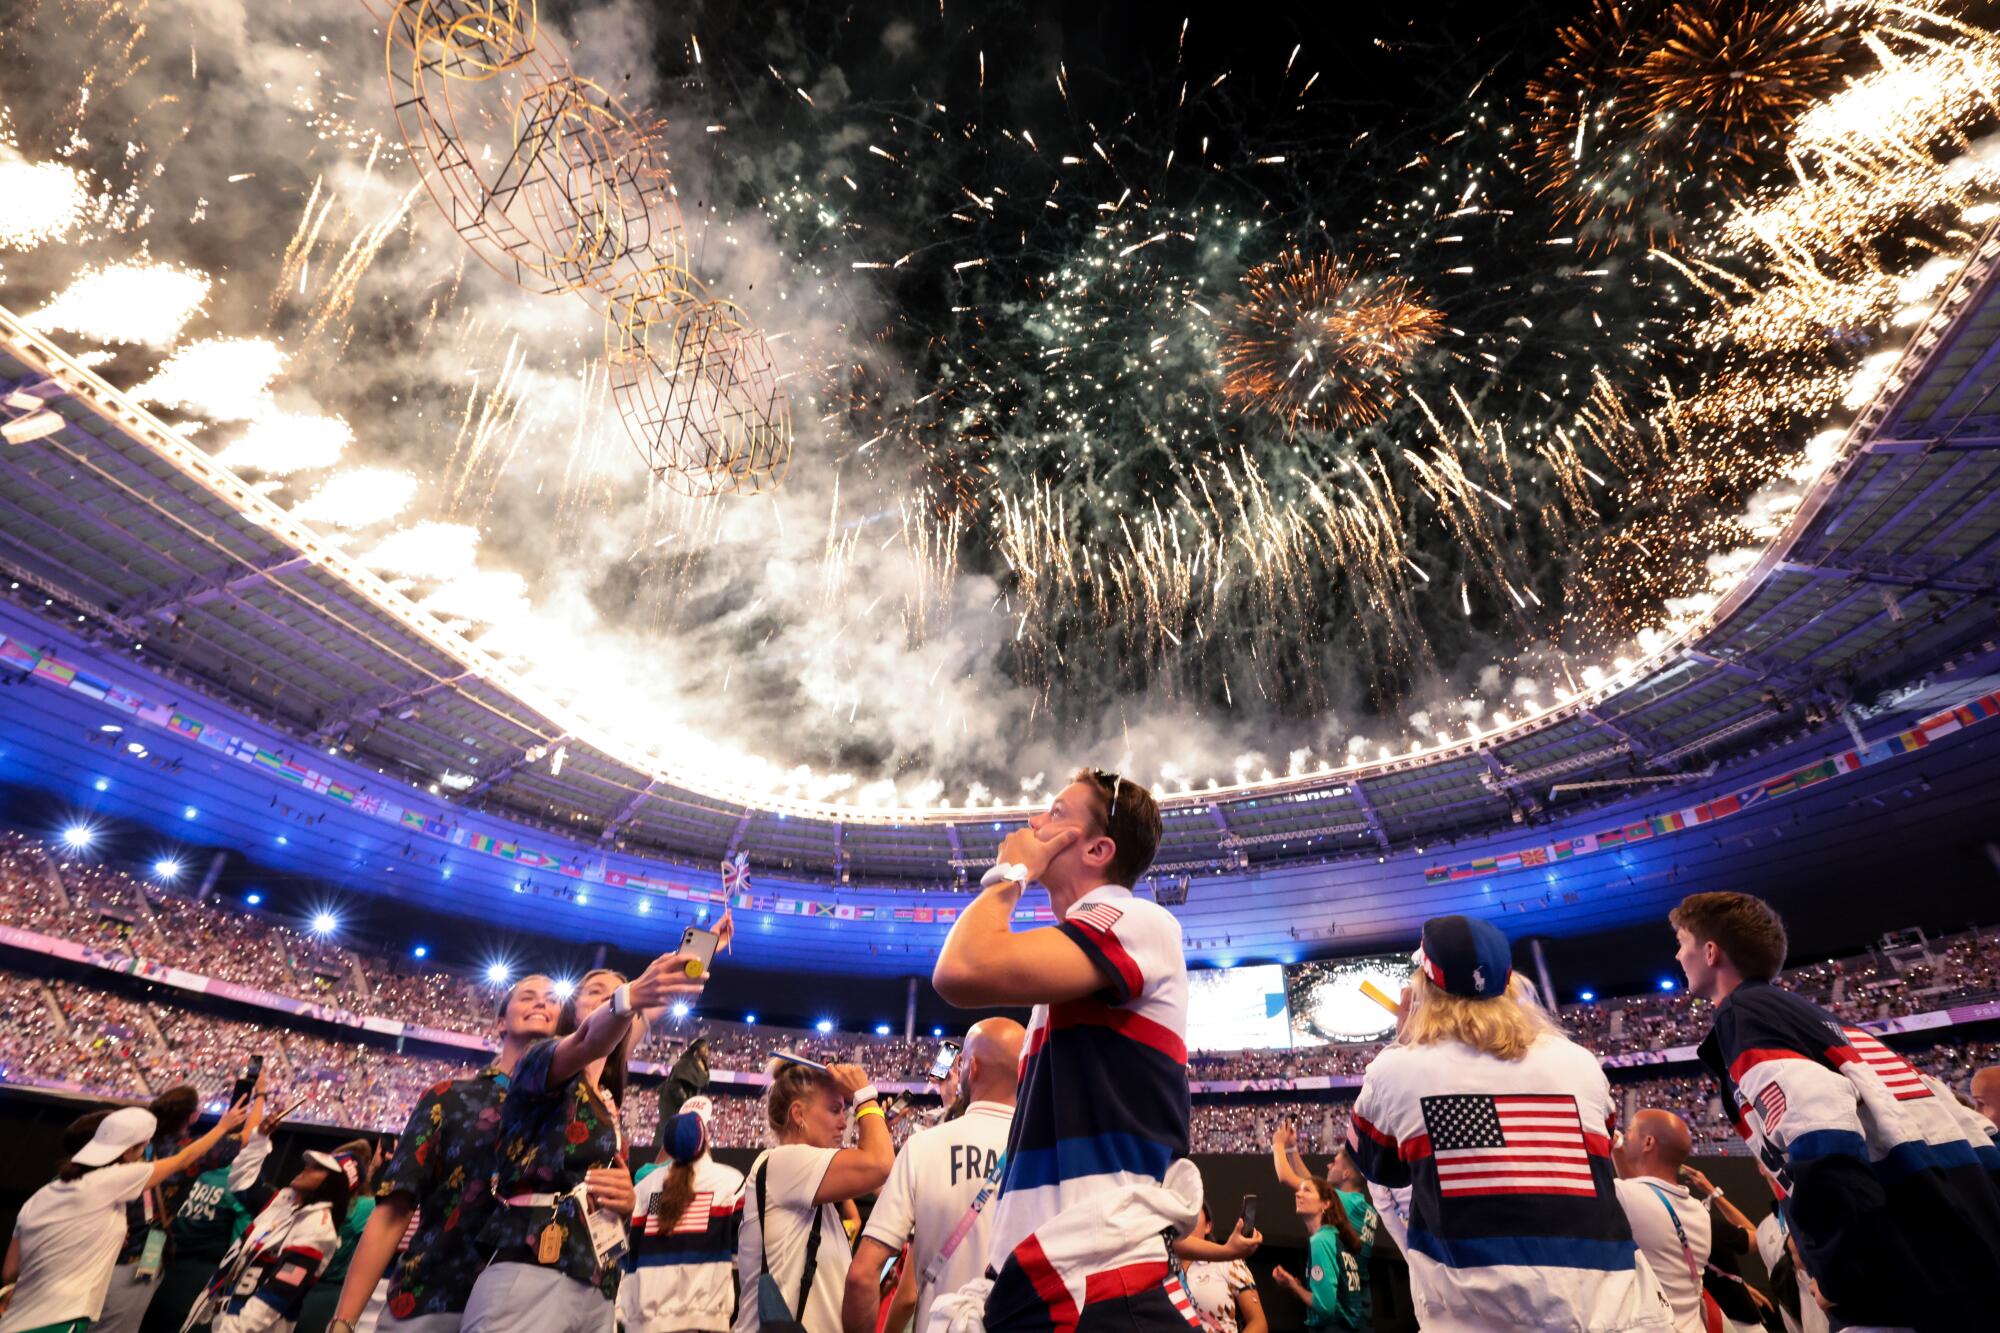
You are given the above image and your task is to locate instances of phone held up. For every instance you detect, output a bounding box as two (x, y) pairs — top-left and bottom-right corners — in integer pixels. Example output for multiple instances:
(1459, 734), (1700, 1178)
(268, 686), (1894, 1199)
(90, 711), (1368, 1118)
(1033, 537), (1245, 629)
(229, 1054), (264, 1108)
(1240, 1193), (1258, 1235)
(928, 1038), (962, 1081)
(678, 926), (721, 980)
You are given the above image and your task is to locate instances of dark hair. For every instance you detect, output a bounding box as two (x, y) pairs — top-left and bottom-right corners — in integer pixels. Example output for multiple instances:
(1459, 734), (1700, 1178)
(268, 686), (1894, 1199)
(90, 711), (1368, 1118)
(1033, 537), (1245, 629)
(766, 1060), (836, 1135)
(1072, 768), (1163, 888)
(1671, 892), (1788, 981)
(1302, 1175), (1338, 1227)
(557, 969), (631, 1106)
(150, 1085), (200, 1138)
(55, 1109), (116, 1182)
(495, 973), (551, 1021)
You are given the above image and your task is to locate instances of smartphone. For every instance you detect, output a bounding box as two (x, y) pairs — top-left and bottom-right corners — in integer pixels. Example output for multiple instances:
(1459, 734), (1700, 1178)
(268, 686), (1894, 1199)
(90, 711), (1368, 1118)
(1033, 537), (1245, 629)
(1240, 1194), (1258, 1235)
(772, 1049), (830, 1072)
(678, 927), (720, 980)
(230, 1054), (264, 1107)
(928, 1039), (961, 1080)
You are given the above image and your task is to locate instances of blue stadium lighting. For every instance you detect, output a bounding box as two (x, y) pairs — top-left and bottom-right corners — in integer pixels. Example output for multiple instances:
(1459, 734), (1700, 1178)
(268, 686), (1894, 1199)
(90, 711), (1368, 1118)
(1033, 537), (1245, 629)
(310, 911), (339, 937)
(671, 1002), (690, 1019)
(1579, 990), (1596, 1002)
(182, 805), (198, 821)
(1658, 978), (1677, 992)
(932, 1027), (944, 1038)
(575, 893), (589, 905)
(637, 899), (650, 914)
(485, 963), (512, 984)
(275, 835), (288, 846)
(744, 1013), (758, 1025)
(125, 742), (146, 755)
(245, 893), (262, 906)
(874, 1023), (892, 1036)
(552, 978), (576, 1000)
(815, 1018), (834, 1034)
(152, 858), (182, 881)
(61, 825), (94, 850)
(413, 945), (429, 959)
(93, 778), (109, 792)
(98, 723), (122, 734)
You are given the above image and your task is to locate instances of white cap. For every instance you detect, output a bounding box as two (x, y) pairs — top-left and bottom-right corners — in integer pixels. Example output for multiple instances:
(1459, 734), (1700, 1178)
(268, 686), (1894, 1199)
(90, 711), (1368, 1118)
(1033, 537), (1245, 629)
(304, 1149), (362, 1190)
(73, 1106), (158, 1167)
(679, 1095), (715, 1124)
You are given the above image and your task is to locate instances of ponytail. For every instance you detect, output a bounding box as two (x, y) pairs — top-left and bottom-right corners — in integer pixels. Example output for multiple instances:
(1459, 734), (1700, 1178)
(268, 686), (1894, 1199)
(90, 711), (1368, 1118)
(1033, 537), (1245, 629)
(652, 1108), (709, 1234)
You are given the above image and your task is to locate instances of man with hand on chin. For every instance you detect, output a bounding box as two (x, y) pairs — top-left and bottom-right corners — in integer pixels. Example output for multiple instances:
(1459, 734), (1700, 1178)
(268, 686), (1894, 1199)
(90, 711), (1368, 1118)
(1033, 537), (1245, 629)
(933, 769), (1190, 1333)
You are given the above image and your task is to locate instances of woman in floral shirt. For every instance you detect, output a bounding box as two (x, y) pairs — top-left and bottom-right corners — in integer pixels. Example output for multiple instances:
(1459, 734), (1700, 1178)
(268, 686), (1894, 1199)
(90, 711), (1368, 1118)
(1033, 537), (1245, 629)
(462, 947), (708, 1333)
(1180, 1205), (1266, 1333)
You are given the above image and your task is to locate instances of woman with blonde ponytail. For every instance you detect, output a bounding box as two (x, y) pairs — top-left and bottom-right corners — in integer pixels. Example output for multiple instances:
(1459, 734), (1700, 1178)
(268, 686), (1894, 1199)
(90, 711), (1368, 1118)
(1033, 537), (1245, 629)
(621, 1098), (745, 1333)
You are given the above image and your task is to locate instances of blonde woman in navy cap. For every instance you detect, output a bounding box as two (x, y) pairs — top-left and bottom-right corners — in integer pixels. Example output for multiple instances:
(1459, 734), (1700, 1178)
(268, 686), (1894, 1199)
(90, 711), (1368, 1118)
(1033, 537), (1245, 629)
(1344, 915), (1674, 1332)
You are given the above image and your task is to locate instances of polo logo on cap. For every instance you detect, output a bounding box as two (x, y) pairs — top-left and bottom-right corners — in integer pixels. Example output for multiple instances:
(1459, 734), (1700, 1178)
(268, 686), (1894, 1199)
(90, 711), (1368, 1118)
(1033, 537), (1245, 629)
(1472, 965), (1487, 993)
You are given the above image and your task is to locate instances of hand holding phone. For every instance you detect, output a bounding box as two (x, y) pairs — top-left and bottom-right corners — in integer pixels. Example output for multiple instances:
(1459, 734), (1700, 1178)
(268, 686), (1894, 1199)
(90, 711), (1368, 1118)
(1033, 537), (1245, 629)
(1240, 1193), (1258, 1235)
(928, 1039), (961, 1081)
(679, 927), (720, 980)
(229, 1054), (265, 1109)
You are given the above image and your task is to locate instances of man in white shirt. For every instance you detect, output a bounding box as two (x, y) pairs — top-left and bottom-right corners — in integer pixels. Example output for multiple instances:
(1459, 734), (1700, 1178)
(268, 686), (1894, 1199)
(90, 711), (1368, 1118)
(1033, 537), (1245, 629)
(841, 1018), (1026, 1333)
(1612, 1109), (1712, 1333)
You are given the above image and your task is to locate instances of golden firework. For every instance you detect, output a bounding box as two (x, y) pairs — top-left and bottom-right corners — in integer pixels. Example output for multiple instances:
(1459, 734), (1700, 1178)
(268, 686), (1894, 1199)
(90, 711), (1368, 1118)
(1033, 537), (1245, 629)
(1217, 249), (1443, 432)
(1526, 0), (1853, 250)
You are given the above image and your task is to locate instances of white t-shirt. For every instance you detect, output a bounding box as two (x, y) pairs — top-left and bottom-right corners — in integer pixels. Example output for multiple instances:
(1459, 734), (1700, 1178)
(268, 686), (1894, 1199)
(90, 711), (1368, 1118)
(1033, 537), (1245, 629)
(1614, 1177), (1713, 1333)
(860, 1100), (1014, 1333)
(0, 1161), (153, 1332)
(735, 1145), (851, 1333)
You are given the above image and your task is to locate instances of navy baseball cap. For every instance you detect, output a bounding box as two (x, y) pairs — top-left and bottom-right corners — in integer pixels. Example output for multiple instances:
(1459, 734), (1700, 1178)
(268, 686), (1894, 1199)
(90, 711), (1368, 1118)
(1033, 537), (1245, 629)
(1414, 915), (1513, 999)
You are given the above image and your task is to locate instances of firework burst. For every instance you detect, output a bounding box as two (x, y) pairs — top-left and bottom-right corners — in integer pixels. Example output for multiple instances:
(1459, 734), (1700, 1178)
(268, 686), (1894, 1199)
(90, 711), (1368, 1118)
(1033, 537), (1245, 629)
(1527, 0), (1855, 251)
(1218, 249), (1445, 433)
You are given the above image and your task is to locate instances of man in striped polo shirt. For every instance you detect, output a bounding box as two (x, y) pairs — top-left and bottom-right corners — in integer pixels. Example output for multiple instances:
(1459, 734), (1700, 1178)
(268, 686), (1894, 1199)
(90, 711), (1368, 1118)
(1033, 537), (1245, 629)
(934, 768), (1187, 1333)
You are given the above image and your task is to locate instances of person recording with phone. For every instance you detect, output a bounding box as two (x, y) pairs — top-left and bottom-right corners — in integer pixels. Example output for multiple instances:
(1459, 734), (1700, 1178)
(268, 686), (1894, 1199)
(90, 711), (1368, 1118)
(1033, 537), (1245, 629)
(842, 1019), (1024, 1333)
(1178, 1203), (1266, 1333)
(1269, 1127), (1374, 1331)
(461, 944), (714, 1333)
(96, 1081), (239, 1333)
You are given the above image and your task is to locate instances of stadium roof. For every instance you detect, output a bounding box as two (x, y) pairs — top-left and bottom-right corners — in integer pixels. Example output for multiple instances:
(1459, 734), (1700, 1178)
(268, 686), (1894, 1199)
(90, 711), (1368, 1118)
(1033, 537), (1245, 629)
(2, 228), (1999, 970)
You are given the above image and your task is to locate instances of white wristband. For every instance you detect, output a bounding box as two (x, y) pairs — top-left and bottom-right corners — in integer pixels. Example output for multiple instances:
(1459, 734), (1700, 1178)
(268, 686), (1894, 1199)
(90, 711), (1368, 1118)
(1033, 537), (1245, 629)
(982, 862), (1029, 888)
(850, 1083), (880, 1106)
(610, 983), (633, 1018)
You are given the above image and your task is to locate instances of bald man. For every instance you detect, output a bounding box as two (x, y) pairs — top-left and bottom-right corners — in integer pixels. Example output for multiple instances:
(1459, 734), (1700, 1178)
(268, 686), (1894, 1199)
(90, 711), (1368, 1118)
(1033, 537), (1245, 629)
(842, 1018), (1026, 1333)
(1972, 1067), (2000, 1129)
(1612, 1109), (1713, 1333)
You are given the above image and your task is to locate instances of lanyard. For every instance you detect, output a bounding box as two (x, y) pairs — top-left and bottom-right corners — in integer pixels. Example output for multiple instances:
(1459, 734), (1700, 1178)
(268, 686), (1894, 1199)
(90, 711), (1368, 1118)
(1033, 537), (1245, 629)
(919, 1150), (1006, 1289)
(1643, 1183), (1701, 1284)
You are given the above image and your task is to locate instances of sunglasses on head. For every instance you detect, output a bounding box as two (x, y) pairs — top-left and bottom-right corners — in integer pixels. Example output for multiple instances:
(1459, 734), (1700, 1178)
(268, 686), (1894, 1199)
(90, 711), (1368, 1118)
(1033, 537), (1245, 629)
(1090, 769), (1123, 825)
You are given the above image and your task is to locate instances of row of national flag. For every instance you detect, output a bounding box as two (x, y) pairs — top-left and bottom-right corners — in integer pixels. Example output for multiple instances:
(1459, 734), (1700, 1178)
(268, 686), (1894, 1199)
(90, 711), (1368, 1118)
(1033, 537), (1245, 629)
(1425, 686), (2000, 885)
(1, 632), (968, 925)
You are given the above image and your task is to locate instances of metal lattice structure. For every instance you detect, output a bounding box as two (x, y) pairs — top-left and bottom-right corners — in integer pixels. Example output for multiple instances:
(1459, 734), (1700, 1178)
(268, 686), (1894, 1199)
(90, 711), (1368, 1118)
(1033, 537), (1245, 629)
(384, 0), (790, 495)
(606, 271), (793, 497)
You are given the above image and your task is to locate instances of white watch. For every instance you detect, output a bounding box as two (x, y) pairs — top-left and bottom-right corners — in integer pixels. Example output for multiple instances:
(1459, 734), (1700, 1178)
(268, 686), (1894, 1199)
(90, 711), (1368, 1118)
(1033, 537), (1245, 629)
(850, 1083), (880, 1106)
(610, 983), (633, 1018)
(982, 862), (1030, 888)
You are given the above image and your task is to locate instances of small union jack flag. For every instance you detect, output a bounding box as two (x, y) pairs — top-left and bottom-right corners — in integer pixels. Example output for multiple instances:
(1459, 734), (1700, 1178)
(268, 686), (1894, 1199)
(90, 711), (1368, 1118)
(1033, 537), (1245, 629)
(1755, 1081), (1786, 1131)
(721, 852), (750, 895)
(1070, 902), (1124, 934)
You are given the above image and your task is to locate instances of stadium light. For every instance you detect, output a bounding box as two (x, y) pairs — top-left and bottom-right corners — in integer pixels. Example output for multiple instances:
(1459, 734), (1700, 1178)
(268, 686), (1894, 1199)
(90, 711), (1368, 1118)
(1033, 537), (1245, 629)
(413, 945), (429, 959)
(245, 893), (263, 906)
(815, 1018), (834, 1034)
(932, 1026), (944, 1038)
(93, 778), (109, 792)
(61, 824), (94, 850)
(1578, 989), (1595, 1002)
(182, 805), (198, 821)
(637, 898), (650, 914)
(152, 858), (182, 881)
(486, 962), (512, 984)
(98, 723), (123, 735)
(552, 978), (576, 999)
(874, 1023), (892, 1036)
(310, 911), (339, 936)
(1658, 978), (1676, 992)
(744, 1013), (758, 1025)
(670, 1001), (690, 1019)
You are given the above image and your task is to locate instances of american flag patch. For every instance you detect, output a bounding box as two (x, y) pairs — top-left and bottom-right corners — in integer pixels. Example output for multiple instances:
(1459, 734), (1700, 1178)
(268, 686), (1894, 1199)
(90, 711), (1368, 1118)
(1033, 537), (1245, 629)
(1755, 1081), (1787, 1130)
(1070, 902), (1124, 934)
(1423, 1093), (1599, 1198)
(274, 1263), (309, 1287)
(671, 1191), (714, 1234)
(1845, 1028), (1932, 1101)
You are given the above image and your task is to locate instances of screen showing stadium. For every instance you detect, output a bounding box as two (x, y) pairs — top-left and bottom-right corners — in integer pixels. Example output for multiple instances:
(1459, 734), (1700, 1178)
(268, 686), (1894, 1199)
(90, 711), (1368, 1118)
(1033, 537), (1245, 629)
(1286, 954), (1413, 1046)
(1185, 964), (1293, 1050)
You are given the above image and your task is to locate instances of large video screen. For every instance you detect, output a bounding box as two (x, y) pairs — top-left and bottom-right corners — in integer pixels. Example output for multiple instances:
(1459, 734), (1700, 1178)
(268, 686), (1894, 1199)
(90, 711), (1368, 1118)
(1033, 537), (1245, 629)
(1185, 964), (1293, 1051)
(1286, 955), (1413, 1046)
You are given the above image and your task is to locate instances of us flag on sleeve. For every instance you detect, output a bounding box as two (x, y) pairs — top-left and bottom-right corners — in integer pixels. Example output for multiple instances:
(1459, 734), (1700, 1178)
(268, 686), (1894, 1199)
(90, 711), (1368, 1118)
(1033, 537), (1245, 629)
(1424, 1094), (1597, 1197)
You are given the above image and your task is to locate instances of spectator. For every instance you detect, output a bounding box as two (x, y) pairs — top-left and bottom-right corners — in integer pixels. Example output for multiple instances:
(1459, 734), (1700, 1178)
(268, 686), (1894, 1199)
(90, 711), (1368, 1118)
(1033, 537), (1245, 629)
(1673, 890), (2000, 1329)
(1971, 1065), (2000, 1128)
(622, 1097), (744, 1333)
(0, 1101), (248, 1333)
(1178, 1203), (1265, 1333)
(1677, 1167), (1778, 1333)
(932, 769), (1189, 1333)
(737, 1058), (894, 1333)
(149, 1136), (256, 1333)
(1611, 1110), (1714, 1333)
(463, 955), (703, 1333)
(1269, 1174), (1365, 1332)
(328, 974), (561, 1333)
(99, 1083), (218, 1333)
(185, 1108), (373, 1333)
(843, 1019), (1025, 1333)
(1346, 914), (1674, 1329)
